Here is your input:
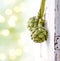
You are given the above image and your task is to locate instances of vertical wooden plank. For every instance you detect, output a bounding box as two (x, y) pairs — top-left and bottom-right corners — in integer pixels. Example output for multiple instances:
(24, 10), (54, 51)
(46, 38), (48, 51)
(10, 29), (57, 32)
(55, 0), (60, 61)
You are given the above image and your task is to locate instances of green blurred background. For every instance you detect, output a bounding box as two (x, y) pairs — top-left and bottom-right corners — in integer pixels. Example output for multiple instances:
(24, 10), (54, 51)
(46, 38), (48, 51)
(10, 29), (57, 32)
(0, 0), (26, 61)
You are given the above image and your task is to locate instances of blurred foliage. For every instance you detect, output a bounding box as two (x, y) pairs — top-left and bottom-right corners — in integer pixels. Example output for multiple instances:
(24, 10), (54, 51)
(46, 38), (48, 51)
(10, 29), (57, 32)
(0, 0), (26, 61)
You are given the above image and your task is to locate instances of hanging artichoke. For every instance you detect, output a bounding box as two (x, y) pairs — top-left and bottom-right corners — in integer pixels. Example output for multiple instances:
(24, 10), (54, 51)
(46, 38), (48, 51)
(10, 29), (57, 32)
(27, 0), (48, 43)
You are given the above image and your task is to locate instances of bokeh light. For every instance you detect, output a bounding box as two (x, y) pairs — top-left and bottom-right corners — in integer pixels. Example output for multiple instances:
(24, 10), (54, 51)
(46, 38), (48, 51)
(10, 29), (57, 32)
(8, 48), (17, 60)
(0, 52), (6, 61)
(5, 9), (13, 16)
(8, 47), (22, 60)
(8, 15), (17, 27)
(0, 15), (5, 23)
(13, 6), (20, 13)
(1, 29), (10, 36)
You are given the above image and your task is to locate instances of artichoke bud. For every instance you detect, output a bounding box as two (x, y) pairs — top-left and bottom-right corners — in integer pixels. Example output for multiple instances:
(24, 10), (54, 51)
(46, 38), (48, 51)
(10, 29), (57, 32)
(27, 16), (38, 31)
(31, 27), (48, 43)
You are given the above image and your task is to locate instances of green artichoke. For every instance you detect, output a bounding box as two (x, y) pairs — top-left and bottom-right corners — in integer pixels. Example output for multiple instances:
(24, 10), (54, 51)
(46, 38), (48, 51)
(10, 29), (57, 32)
(27, 0), (48, 43)
(31, 27), (48, 43)
(28, 16), (38, 31)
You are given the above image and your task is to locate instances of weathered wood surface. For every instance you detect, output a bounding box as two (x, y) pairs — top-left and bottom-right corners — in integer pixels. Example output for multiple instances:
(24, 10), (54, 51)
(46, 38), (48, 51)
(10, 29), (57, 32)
(55, 0), (60, 61)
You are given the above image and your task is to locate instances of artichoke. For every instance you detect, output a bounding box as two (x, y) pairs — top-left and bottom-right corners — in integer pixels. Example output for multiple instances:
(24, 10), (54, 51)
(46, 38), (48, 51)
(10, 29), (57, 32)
(31, 27), (48, 43)
(28, 16), (38, 31)
(27, 0), (48, 43)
